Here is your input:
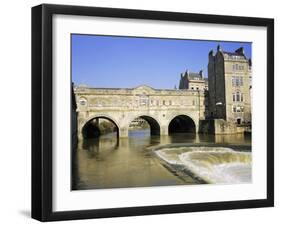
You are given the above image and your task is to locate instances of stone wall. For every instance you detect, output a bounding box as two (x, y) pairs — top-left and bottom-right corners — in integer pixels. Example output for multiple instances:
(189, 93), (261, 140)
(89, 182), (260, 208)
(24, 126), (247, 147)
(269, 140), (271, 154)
(199, 119), (244, 134)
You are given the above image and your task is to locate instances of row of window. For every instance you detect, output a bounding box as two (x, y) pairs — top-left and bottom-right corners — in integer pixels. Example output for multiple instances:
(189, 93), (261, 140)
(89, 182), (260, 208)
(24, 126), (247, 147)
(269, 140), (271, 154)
(232, 76), (243, 86)
(144, 100), (173, 106)
(80, 98), (199, 107)
(233, 64), (244, 71)
(190, 87), (200, 90)
(232, 105), (244, 113)
(232, 92), (244, 102)
(144, 99), (197, 106)
(190, 86), (207, 91)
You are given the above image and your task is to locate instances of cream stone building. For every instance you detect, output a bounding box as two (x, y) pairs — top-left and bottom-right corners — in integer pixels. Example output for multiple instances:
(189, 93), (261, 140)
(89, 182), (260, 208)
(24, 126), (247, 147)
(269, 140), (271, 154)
(208, 45), (252, 124)
(179, 70), (208, 91)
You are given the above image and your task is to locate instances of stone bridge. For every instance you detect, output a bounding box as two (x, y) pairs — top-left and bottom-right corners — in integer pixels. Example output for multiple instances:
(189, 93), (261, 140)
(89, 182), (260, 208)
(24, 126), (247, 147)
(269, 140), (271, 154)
(74, 85), (207, 138)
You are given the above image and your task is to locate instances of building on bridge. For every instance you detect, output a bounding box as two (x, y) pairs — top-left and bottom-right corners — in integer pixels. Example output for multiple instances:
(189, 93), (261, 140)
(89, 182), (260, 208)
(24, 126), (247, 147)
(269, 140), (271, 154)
(178, 70), (208, 91)
(208, 45), (252, 125)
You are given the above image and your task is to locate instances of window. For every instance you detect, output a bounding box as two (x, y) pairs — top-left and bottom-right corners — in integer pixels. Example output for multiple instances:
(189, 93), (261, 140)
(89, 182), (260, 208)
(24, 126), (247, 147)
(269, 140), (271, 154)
(236, 92), (240, 102)
(139, 94), (149, 106)
(233, 93), (243, 102)
(150, 100), (153, 105)
(79, 98), (87, 106)
(233, 106), (236, 112)
(163, 100), (165, 105)
(232, 76), (243, 87)
(235, 77), (239, 86)
(233, 93), (236, 102)
(232, 77), (235, 86)
(169, 100), (172, 105)
(232, 64), (239, 71)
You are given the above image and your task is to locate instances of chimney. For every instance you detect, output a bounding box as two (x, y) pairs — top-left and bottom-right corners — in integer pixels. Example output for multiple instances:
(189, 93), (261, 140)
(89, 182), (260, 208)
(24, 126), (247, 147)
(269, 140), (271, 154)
(199, 70), (203, 78)
(186, 70), (189, 76)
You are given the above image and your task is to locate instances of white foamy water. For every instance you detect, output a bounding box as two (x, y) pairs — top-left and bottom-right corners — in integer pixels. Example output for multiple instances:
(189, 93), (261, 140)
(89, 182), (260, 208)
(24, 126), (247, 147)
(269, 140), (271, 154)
(155, 146), (251, 184)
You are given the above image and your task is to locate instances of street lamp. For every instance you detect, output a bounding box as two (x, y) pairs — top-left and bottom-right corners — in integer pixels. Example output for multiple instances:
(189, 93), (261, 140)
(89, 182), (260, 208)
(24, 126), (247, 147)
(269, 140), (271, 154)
(215, 102), (224, 119)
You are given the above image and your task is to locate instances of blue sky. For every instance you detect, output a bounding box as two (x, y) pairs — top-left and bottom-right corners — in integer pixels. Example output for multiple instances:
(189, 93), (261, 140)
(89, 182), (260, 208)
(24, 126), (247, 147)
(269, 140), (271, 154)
(72, 34), (251, 89)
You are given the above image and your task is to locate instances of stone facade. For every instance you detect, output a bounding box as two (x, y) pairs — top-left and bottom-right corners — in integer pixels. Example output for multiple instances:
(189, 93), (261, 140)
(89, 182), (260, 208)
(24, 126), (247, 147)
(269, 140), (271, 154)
(208, 45), (252, 124)
(199, 119), (245, 134)
(74, 85), (207, 138)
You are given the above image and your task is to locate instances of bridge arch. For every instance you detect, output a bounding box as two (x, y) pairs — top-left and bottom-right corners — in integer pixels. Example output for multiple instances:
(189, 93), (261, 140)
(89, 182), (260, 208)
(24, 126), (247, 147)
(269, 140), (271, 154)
(81, 115), (120, 139)
(128, 115), (161, 136)
(168, 114), (196, 134)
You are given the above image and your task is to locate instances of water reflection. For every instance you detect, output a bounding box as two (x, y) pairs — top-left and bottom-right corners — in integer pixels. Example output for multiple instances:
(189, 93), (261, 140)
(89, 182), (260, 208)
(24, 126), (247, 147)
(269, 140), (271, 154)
(72, 129), (251, 190)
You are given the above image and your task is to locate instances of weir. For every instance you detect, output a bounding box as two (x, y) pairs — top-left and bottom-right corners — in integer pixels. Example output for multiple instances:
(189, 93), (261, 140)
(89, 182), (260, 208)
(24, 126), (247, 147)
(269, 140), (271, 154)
(154, 145), (252, 184)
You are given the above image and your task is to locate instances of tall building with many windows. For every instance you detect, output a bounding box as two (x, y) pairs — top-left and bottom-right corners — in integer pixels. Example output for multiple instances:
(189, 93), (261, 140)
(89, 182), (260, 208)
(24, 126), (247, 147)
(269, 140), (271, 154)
(208, 45), (252, 124)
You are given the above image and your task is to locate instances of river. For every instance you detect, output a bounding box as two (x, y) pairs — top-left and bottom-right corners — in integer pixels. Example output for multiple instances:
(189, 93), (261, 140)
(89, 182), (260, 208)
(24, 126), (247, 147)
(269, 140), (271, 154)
(72, 129), (251, 190)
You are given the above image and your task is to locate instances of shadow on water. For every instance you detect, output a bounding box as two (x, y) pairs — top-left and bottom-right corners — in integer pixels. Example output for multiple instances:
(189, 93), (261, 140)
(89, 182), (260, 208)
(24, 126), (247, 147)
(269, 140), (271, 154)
(72, 129), (251, 190)
(81, 132), (119, 159)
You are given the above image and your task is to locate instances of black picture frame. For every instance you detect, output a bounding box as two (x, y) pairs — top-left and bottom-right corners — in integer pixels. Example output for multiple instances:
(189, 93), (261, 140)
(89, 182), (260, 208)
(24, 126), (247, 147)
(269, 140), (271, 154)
(32, 4), (274, 222)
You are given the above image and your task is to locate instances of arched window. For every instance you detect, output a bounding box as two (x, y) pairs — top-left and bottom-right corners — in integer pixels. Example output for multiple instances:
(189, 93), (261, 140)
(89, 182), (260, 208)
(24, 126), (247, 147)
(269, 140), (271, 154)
(233, 93), (236, 101)
(236, 92), (240, 102)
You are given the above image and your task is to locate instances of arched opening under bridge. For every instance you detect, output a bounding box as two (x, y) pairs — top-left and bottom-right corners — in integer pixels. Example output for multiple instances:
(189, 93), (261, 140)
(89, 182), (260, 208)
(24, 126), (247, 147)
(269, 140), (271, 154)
(168, 115), (196, 134)
(82, 117), (119, 139)
(129, 116), (160, 136)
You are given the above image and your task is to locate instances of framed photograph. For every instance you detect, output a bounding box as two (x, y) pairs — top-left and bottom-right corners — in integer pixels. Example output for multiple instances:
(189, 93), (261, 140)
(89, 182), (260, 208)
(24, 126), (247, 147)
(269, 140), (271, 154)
(32, 4), (274, 221)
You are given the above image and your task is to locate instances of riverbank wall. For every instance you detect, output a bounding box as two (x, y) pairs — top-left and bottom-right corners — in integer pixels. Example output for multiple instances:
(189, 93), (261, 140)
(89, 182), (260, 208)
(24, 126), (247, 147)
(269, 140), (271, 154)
(199, 119), (245, 134)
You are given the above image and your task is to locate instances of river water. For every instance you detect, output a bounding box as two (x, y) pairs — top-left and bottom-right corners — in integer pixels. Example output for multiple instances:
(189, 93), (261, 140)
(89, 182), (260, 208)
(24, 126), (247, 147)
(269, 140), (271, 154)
(72, 130), (251, 190)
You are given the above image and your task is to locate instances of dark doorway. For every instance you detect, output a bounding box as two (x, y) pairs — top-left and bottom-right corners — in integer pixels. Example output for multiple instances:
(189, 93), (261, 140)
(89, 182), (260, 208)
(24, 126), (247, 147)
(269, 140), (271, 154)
(237, 118), (241, 125)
